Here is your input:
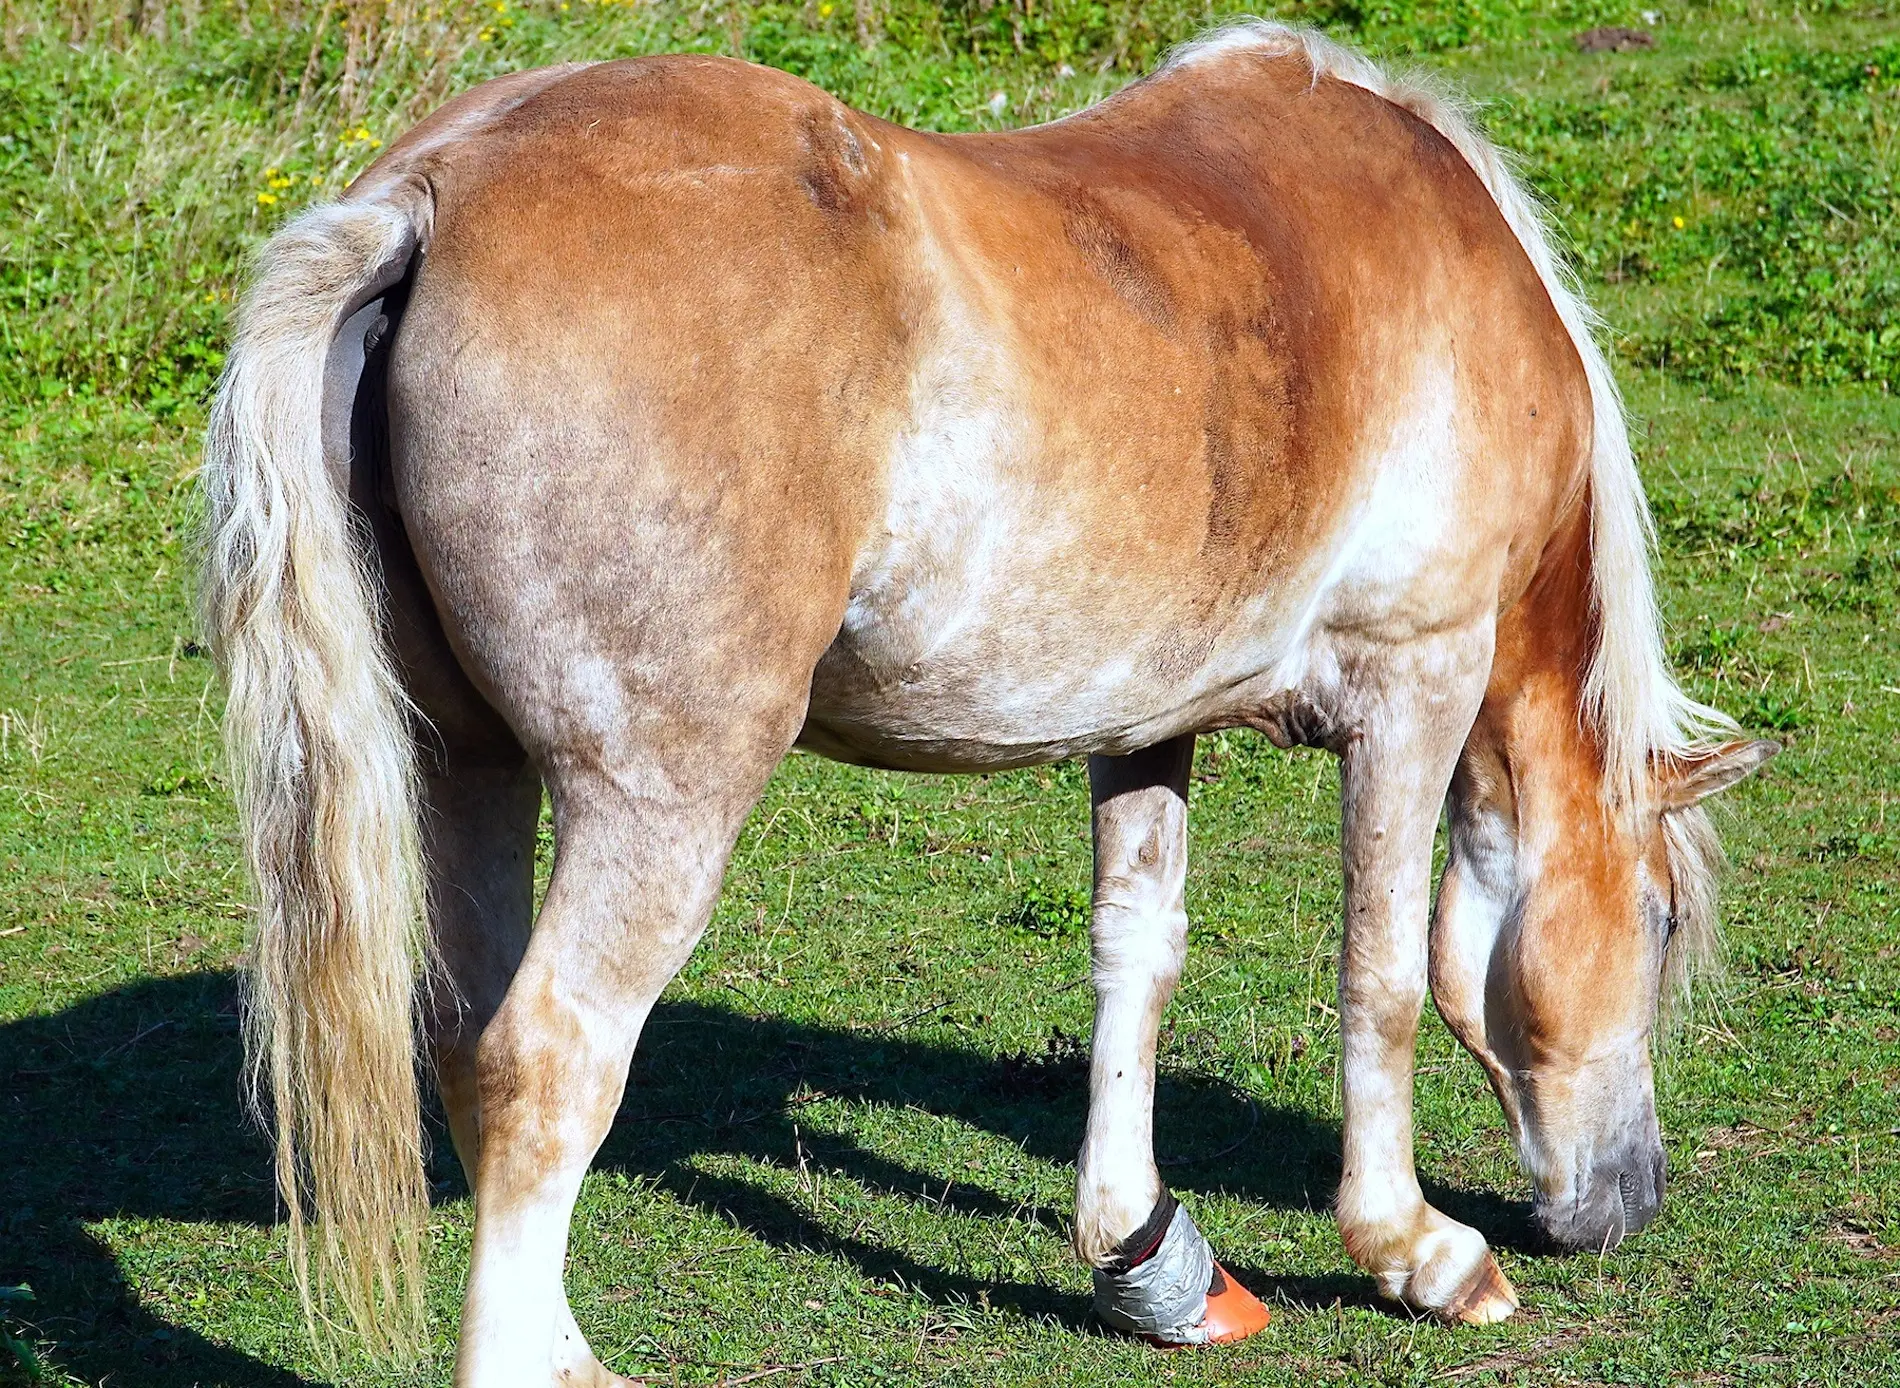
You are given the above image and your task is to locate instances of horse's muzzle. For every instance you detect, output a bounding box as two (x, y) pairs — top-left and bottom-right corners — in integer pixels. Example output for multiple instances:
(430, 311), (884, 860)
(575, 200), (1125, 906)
(1535, 1144), (1667, 1252)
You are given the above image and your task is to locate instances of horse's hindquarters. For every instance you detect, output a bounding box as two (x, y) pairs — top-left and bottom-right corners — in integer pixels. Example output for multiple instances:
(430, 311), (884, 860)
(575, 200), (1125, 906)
(376, 154), (885, 1383)
(373, 72), (922, 783)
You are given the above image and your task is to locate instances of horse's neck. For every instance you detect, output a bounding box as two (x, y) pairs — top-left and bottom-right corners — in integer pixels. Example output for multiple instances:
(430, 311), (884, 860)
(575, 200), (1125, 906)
(1458, 502), (1617, 876)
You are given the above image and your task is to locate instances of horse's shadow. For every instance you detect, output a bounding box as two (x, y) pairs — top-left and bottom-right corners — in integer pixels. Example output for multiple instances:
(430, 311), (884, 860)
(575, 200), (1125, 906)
(1, 971), (1532, 1385)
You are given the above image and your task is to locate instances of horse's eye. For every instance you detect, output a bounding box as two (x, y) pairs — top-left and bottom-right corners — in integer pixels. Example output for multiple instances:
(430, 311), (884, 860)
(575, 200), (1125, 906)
(1645, 885), (1677, 943)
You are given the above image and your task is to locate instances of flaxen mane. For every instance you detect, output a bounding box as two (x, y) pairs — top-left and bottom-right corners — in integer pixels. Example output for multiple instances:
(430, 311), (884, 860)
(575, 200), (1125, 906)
(1167, 22), (1734, 1006)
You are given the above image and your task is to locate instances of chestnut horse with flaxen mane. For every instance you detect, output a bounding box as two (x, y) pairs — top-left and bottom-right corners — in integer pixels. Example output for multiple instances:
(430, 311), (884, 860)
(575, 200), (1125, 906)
(202, 22), (1775, 1383)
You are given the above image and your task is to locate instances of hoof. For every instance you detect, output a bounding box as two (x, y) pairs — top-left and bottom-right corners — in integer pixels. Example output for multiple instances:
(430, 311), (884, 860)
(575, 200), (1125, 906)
(1199, 1264), (1272, 1343)
(1442, 1252), (1518, 1326)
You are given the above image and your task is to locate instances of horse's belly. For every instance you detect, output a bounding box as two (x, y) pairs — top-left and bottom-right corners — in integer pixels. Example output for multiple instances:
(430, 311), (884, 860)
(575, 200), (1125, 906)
(799, 357), (1486, 773)
(801, 567), (1313, 772)
(793, 200), (1485, 772)
(802, 644), (1238, 772)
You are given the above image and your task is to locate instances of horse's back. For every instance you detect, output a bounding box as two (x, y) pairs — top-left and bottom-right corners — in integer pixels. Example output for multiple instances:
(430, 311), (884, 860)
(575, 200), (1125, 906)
(804, 51), (1594, 764)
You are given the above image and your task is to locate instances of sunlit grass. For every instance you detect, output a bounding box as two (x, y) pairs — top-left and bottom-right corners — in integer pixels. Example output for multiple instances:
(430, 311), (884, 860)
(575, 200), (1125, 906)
(3, 0), (1897, 1383)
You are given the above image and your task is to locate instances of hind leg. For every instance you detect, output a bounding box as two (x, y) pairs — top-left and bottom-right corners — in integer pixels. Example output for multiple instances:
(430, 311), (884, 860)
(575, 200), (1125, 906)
(410, 556), (833, 1386)
(424, 745), (631, 1385)
(454, 728), (799, 1388)
(428, 748), (650, 1387)
(385, 276), (860, 1383)
(422, 744), (541, 1183)
(407, 659), (817, 1388)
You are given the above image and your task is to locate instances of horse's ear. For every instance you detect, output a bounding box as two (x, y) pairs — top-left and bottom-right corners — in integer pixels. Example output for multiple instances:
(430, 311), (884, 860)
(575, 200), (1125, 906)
(1656, 739), (1779, 811)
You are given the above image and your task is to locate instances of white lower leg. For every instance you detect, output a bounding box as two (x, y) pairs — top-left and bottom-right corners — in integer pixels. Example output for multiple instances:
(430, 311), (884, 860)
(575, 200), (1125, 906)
(1337, 1001), (1503, 1315)
(1336, 967), (1485, 1300)
(1073, 741), (1192, 1266)
(1334, 703), (1516, 1323)
(454, 946), (672, 1387)
(1074, 741), (1271, 1345)
(1077, 901), (1214, 1339)
(1074, 898), (1179, 1261)
(436, 1041), (615, 1384)
(460, 1184), (588, 1386)
(458, 1204), (632, 1388)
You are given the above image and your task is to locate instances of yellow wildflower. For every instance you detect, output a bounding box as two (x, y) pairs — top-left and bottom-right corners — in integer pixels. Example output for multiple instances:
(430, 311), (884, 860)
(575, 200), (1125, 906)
(257, 191), (278, 205)
(1672, 215), (1685, 229)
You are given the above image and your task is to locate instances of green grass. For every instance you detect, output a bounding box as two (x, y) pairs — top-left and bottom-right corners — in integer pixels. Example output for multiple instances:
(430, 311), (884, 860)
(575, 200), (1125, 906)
(4, 0), (1899, 1383)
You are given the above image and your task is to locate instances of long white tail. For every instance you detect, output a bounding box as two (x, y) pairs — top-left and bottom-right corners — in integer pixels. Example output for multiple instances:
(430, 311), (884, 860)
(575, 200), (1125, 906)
(199, 188), (433, 1358)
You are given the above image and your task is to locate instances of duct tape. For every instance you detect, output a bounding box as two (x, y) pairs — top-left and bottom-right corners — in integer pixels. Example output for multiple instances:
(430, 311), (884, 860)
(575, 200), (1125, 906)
(1091, 1199), (1216, 1344)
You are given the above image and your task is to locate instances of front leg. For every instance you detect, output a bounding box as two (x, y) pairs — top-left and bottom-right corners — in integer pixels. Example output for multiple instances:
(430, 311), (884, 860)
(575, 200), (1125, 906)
(1074, 736), (1271, 1345)
(1333, 642), (1518, 1323)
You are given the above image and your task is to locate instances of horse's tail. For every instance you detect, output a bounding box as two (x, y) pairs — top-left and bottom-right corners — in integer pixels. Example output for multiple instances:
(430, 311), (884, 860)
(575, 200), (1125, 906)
(199, 186), (433, 1359)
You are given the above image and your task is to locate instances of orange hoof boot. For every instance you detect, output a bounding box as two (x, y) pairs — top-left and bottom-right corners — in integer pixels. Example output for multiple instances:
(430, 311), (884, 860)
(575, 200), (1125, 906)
(1199, 1264), (1271, 1343)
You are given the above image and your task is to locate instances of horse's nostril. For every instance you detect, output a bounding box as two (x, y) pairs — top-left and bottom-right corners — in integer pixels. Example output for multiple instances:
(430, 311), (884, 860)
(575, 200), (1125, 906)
(1614, 1159), (1664, 1232)
(1535, 1150), (1665, 1250)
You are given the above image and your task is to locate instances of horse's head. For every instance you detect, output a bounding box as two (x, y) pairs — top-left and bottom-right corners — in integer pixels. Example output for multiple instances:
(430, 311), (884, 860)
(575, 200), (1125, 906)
(1430, 714), (1775, 1252)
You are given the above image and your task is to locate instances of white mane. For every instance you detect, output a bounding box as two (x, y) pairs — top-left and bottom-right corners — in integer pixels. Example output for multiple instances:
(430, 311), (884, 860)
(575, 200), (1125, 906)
(1167, 21), (1738, 812)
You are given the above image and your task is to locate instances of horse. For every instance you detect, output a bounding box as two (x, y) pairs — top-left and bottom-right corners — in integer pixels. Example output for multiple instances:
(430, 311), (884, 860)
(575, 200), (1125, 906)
(200, 21), (1776, 1384)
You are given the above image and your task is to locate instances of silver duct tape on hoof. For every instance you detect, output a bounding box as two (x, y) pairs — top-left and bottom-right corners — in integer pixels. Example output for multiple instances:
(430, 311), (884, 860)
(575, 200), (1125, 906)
(1092, 1203), (1214, 1344)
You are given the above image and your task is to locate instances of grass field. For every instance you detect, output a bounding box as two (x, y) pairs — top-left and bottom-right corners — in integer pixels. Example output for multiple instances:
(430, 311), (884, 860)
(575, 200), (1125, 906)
(3, 0), (1899, 1383)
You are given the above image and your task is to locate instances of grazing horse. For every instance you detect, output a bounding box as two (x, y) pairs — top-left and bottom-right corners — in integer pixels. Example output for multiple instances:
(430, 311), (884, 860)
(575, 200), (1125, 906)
(201, 21), (1775, 1384)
